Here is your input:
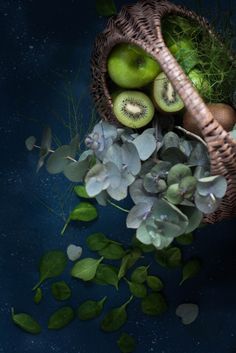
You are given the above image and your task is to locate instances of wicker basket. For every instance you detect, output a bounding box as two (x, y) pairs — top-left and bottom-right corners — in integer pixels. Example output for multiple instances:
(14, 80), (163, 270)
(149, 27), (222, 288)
(90, 0), (236, 224)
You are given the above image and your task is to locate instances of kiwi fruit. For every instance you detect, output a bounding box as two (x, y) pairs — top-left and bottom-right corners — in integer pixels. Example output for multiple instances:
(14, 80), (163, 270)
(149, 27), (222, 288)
(113, 90), (155, 128)
(152, 72), (184, 113)
(183, 103), (236, 136)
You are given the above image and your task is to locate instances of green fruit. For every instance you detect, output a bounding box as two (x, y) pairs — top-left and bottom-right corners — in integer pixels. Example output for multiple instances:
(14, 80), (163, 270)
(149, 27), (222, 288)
(107, 43), (161, 88)
(152, 72), (184, 113)
(166, 184), (184, 204)
(169, 39), (194, 57)
(113, 90), (155, 128)
(167, 163), (192, 185)
(188, 69), (212, 97)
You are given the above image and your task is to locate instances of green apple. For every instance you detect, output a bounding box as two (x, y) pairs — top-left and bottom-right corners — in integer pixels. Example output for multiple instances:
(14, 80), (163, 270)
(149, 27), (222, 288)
(107, 43), (161, 88)
(188, 69), (212, 98)
(168, 39), (199, 73)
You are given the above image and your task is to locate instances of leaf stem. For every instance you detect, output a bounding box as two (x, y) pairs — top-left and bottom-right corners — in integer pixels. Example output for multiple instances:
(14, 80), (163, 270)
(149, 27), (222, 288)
(107, 200), (130, 213)
(174, 126), (207, 147)
(60, 217), (71, 236)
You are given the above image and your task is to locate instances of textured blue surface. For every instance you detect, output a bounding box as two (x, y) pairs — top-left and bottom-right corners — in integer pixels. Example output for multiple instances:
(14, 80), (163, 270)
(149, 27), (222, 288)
(1, 1), (236, 352)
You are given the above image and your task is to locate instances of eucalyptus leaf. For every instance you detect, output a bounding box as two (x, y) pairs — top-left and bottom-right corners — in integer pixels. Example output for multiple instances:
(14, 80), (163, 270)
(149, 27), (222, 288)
(197, 175), (227, 198)
(176, 303), (199, 325)
(93, 264), (119, 289)
(71, 257), (103, 281)
(96, 0), (117, 17)
(98, 243), (126, 260)
(25, 136), (36, 151)
(126, 202), (152, 229)
(117, 332), (136, 353)
(122, 142), (141, 176)
(130, 266), (149, 284)
(100, 296), (133, 332)
(162, 131), (180, 149)
(141, 293), (167, 316)
(85, 164), (109, 197)
(143, 174), (167, 194)
(51, 281), (71, 301)
(129, 179), (156, 206)
(46, 145), (74, 174)
(11, 308), (41, 334)
(146, 275), (164, 291)
(180, 206), (203, 233)
(161, 147), (187, 164)
(78, 296), (107, 320)
(37, 126), (52, 172)
(188, 142), (209, 166)
(180, 259), (201, 285)
(33, 250), (67, 290)
(194, 192), (221, 214)
(33, 288), (43, 304)
(125, 280), (147, 298)
(64, 159), (89, 182)
(132, 132), (157, 161)
(48, 306), (74, 330)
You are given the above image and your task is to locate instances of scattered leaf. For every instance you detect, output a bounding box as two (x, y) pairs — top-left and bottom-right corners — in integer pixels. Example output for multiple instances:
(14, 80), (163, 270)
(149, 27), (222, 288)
(118, 248), (142, 280)
(176, 233), (194, 245)
(48, 306), (74, 330)
(51, 281), (71, 301)
(78, 296), (107, 320)
(74, 185), (91, 198)
(70, 202), (98, 222)
(33, 288), (43, 304)
(86, 233), (110, 251)
(100, 296), (133, 332)
(93, 264), (119, 289)
(46, 145), (74, 174)
(11, 308), (41, 334)
(146, 275), (164, 291)
(180, 259), (201, 285)
(176, 303), (199, 325)
(130, 266), (149, 284)
(155, 247), (182, 268)
(66, 244), (82, 261)
(98, 243), (126, 260)
(33, 250), (67, 290)
(25, 136), (36, 151)
(141, 293), (167, 316)
(71, 257), (103, 281)
(117, 332), (136, 353)
(125, 280), (147, 298)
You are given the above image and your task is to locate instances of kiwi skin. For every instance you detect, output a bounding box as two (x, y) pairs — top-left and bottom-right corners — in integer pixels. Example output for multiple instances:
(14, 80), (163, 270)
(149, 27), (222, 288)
(183, 103), (236, 136)
(113, 90), (155, 129)
(152, 72), (184, 114)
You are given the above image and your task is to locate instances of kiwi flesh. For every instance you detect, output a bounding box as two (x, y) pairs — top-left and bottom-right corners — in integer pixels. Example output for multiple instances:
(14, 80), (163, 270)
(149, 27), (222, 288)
(152, 72), (184, 113)
(183, 103), (236, 136)
(113, 90), (155, 128)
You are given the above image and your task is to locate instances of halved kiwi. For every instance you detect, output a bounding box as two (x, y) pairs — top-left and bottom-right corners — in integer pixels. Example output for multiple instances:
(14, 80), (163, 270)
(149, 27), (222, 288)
(152, 72), (184, 113)
(113, 90), (155, 128)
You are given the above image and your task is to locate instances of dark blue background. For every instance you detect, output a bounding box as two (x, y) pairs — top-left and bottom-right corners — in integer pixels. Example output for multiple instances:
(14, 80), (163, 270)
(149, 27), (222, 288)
(0, 1), (236, 352)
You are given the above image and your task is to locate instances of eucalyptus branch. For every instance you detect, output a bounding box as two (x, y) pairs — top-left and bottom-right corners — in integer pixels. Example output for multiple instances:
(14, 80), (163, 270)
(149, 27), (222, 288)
(174, 126), (207, 147)
(33, 144), (77, 162)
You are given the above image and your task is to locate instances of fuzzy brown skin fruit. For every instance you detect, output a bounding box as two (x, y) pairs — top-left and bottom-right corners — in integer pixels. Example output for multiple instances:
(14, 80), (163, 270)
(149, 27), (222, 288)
(183, 103), (236, 136)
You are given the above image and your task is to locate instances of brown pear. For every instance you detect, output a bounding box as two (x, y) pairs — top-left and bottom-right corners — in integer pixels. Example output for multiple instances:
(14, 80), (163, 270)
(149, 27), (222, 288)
(183, 103), (236, 136)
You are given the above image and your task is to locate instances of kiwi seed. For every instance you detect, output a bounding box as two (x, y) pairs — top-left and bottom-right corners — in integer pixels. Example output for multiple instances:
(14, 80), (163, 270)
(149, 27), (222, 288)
(152, 72), (184, 113)
(113, 90), (155, 128)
